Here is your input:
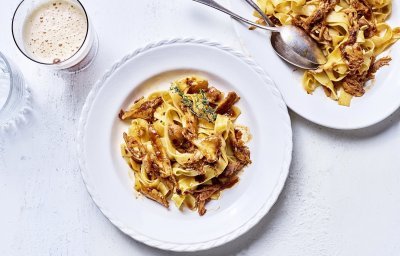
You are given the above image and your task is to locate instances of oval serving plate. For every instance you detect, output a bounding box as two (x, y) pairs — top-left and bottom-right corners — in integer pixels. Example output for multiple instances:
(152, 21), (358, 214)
(77, 38), (292, 251)
(230, 1), (400, 129)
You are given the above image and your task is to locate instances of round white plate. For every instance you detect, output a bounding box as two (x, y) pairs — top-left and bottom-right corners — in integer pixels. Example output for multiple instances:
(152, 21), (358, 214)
(77, 38), (292, 251)
(230, 1), (400, 129)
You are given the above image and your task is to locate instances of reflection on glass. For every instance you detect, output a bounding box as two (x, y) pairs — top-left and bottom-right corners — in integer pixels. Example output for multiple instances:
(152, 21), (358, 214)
(0, 52), (31, 132)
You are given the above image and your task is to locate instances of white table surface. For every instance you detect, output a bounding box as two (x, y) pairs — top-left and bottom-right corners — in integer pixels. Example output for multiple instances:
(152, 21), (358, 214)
(1, 0), (400, 255)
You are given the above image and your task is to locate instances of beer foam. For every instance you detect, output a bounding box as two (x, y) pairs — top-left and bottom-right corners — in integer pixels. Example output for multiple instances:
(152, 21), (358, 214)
(23, 0), (88, 64)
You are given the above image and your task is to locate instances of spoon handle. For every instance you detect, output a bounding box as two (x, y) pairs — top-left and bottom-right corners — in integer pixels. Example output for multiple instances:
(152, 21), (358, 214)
(243, 0), (274, 27)
(193, 0), (279, 32)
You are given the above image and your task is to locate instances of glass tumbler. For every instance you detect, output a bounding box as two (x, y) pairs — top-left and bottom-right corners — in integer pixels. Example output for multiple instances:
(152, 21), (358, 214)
(12, 0), (98, 72)
(0, 52), (31, 132)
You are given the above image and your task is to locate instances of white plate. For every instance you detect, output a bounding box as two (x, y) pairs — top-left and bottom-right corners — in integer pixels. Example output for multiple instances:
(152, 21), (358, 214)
(230, 1), (400, 129)
(77, 38), (292, 251)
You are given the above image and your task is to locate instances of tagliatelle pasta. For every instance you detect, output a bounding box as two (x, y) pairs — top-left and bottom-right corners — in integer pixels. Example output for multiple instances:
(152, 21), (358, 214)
(255, 0), (400, 106)
(119, 76), (251, 215)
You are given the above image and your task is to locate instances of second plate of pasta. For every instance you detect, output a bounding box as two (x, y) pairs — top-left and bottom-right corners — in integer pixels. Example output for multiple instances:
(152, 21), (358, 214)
(230, 0), (400, 129)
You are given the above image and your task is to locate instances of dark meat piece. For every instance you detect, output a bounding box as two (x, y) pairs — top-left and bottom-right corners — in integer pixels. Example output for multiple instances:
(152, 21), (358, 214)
(344, 44), (365, 73)
(343, 27), (358, 48)
(119, 97), (163, 122)
(206, 87), (223, 104)
(358, 16), (377, 38)
(182, 109), (198, 141)
(229, 129), (251, 165)
(141, 154), (161, 180)
(222, 160), (245, 177)
(149, 125), (172, 177)
(340, 44), (367, 96)
(193, 185), (219, 216)
(366, 56), (392, 80)
(149, 126), (164, 160)
(139, 186), (169, 208)
(168, 124), (185, 146)
(168, 124), (195, 153)
(255, 15), (281, 26)
(215, 92), (240, 115)
(292, 0), (338, 32)
(186, 78), (209, 94)
(351, 0), (372, 19)
(197, 199), (207, 216)
(222, 176), (240, 189)
(182, 158), (206, 175)
(123, 132), (146, 162)
(195, 185), (221, 201)
(341, 45), (391, 97)
(191, 175), (241, 215)
(268, 16), (281, 26)
(342, 79), (365, 97)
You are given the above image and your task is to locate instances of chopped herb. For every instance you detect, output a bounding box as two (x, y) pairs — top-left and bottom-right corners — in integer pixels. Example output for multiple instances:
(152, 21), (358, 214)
(170, 84), (217, 122)
(199, 89), (217, 122)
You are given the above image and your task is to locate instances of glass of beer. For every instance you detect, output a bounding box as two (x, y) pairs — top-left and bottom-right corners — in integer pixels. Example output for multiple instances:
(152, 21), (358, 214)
(12, 0), (98, 72)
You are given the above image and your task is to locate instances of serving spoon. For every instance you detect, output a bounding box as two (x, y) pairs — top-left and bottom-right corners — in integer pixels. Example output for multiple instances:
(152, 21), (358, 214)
(193, 0), (326, 69)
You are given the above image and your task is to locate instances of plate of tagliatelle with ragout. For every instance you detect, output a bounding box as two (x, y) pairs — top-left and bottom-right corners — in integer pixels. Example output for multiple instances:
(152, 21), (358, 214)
(77, 39), (292, 251)
(231, 0), (400, 129)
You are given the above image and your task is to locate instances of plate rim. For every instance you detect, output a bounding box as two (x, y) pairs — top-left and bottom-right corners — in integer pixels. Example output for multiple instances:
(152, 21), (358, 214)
(229, 0), (400, 130)
(77, 38), (293, 251)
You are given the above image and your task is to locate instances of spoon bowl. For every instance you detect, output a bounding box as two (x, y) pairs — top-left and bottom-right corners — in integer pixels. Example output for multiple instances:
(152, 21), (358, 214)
(279, 25), (326, 65)
(270, 33), (320, 70)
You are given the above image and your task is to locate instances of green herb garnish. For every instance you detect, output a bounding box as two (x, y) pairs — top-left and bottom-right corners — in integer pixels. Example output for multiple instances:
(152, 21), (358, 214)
(199, 89), (217, 122)
(170, 84), (217, 122)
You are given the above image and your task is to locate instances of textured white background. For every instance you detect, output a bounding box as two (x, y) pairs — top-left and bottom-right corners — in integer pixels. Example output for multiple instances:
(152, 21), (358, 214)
(1, 0), (400, 255)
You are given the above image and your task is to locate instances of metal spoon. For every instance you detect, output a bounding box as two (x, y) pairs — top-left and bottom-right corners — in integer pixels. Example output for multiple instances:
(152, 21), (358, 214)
(193, 0), (326, 69)
(242, 0), (322, 70)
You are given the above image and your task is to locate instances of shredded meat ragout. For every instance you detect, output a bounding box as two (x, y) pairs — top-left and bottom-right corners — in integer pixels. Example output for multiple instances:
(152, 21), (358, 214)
(206, 87), (224, 104)
(251, 0), (398, 105)
(341, 44), (392, 96)
(366, 56), (392, 80)
(216, 92), (240, 115)
(119, 97), (163, 122)
(229, 129), (252, 165)
(120, 77), (252, 215)
(140, 185), (169, 208)
(168, 124), (195, 153)
(289, 0), (390, 97)
(187, 175), (240, 215)
(123, 132), (146, 162)
(182, 109), (198, 141)
(292, 0), (339, 34)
